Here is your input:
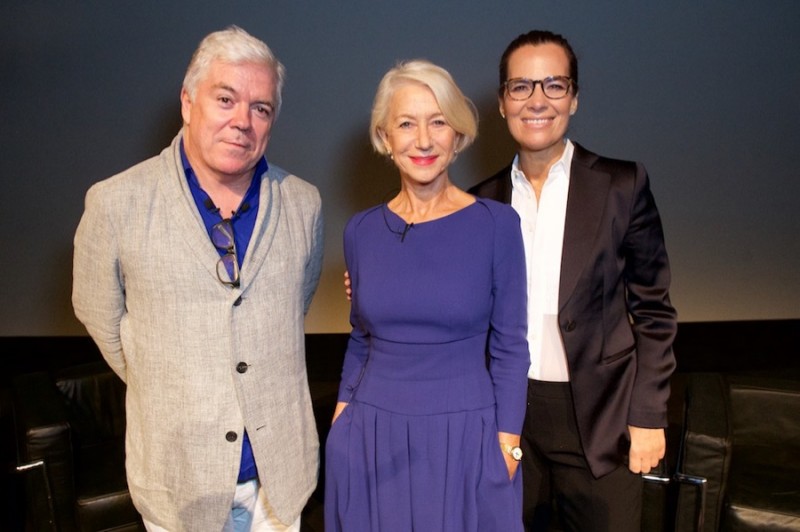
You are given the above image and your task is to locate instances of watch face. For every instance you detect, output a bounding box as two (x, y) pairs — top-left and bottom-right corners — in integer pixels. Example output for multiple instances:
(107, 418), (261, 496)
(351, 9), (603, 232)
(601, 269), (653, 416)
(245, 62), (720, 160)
(511, 447), (523, 461)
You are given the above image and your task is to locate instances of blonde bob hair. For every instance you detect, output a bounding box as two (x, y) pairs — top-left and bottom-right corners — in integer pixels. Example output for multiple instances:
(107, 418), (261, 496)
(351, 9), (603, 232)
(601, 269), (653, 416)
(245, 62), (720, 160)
(183, 26), (286, 117)
(370, 60), (478, 156)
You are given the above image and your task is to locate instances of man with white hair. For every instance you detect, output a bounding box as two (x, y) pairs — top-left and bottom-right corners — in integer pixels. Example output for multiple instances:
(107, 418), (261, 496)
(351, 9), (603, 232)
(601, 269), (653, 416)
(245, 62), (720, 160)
(73, 26), (323, 531)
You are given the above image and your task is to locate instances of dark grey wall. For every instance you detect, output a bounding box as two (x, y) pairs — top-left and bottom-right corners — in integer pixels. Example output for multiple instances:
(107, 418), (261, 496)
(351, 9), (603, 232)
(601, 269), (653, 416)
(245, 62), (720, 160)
(2, 1), (798, 334)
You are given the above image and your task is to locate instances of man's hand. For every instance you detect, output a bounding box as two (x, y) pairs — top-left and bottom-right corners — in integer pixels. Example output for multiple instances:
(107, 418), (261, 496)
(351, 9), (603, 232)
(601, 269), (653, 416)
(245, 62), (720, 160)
(627, 425), (665, 474)
(344, 271), (352, 301)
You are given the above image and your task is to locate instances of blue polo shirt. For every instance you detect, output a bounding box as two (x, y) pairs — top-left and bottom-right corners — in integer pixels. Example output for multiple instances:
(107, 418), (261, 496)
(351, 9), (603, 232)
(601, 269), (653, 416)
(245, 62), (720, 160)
(181, 140), (264, 483)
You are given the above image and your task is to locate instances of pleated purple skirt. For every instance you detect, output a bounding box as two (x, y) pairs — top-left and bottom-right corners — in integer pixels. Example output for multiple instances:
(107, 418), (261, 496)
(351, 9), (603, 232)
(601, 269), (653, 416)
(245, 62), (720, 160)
(324, 401), (523, 532)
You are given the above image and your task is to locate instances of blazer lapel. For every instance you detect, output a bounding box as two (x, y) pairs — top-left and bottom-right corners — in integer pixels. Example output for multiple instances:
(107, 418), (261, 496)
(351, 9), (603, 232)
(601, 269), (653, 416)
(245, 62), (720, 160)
(485, 164), (513, 203)
(158, 135), (223, 283)
(559, 144), (611, 309)
(239, 165), (285, 290)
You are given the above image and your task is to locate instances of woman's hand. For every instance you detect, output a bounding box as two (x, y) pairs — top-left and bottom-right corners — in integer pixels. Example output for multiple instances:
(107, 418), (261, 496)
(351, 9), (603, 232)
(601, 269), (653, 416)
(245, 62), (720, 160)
(627, 425), (665, 474)
(498, 431), (521, 479)
(332, 401), (349, 425)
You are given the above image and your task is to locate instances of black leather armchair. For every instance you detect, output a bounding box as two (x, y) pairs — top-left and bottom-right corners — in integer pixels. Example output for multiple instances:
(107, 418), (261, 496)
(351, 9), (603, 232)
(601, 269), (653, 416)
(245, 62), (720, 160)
(13, 360), (143, 531)
(675, 372), (800, 531)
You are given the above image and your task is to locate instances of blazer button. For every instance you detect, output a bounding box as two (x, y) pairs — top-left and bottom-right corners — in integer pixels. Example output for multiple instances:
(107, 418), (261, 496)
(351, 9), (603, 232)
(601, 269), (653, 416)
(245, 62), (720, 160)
(225, 431), (238, 442)
(565, 321), (577, 332)
(236, 362), (249, 374)
(233, 296), (243, 306)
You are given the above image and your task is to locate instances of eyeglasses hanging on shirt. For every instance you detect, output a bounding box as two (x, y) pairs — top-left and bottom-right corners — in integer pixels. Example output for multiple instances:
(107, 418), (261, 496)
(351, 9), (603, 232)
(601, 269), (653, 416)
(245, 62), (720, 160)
(211, 219), (240, 288)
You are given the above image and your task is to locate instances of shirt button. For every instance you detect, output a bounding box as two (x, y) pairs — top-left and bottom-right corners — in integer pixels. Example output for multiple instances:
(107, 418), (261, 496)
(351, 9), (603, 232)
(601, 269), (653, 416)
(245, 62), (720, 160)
(225, 431), (238, 442)
(233, 296), (243, 306)
(236, 362), (249, 374)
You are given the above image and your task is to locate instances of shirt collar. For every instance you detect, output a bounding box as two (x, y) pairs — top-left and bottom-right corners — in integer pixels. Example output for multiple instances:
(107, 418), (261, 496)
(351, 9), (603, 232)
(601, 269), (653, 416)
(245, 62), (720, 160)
(179, 138), (266, 222)
(510, 138), (575, 191)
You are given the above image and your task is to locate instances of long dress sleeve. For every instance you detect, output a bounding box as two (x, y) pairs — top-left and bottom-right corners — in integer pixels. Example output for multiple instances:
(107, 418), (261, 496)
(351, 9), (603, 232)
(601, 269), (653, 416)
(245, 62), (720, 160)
(486, 204), (530, 434)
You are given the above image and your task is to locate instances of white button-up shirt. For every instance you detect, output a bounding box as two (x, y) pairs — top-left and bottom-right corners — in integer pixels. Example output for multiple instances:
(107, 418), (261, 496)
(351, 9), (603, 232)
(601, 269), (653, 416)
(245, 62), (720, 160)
(510, 139), (574, 381)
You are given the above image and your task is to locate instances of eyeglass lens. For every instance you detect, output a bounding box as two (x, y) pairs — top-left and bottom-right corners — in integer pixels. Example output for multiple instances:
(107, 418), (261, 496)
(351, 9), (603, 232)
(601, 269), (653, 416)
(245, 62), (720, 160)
(212, 220), (239, 286)
(212, 220), (234, 250)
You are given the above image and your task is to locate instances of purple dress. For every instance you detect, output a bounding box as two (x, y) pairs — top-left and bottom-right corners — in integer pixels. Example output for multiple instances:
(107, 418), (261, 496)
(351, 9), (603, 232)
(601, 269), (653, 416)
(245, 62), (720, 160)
(325, 198), (529, 532)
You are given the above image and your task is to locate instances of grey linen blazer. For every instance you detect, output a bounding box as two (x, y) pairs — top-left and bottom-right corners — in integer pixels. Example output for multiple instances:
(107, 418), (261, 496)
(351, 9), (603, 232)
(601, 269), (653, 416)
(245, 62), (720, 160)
(73, 133), (324, 530)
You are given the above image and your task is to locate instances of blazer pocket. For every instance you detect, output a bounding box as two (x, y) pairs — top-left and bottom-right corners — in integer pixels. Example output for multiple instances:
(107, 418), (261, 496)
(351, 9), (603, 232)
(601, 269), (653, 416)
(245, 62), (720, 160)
(602, 344), (635, 364)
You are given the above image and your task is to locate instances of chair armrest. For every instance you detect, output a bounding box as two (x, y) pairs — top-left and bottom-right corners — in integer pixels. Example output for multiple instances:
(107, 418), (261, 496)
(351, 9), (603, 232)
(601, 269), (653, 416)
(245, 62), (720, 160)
(13, 371), (77, 530)
(642, 462), (707, 532)
(676, 372), (731, 532)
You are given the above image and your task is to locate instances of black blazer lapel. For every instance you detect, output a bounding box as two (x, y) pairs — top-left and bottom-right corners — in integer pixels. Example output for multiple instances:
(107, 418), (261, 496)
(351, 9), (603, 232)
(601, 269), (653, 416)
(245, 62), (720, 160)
(559, 144), (611, 309)
(472, 149), (612, 311)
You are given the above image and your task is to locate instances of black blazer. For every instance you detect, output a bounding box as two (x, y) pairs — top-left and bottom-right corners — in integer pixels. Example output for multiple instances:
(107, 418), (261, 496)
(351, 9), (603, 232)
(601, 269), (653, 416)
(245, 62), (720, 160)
(469, 142), (677, 478)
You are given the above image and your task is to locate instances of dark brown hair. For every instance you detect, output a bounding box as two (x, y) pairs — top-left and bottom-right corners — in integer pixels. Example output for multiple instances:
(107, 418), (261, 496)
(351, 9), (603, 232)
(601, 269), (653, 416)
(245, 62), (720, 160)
(498, 30), (579, 96)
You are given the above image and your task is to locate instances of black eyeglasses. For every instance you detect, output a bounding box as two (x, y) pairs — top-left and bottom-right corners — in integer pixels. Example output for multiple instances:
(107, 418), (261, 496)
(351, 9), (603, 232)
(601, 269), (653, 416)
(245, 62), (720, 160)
(211, 219), (240, 288)
(503, 76), (573, 100)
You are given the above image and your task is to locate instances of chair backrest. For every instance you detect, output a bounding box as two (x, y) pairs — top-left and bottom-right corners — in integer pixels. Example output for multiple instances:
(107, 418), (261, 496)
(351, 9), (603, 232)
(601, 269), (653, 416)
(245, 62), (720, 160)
(54, 361), (126, 447)
(727, 375), (800, 449)
(677, 372), (800, 532)
(676, 372), (731, 532)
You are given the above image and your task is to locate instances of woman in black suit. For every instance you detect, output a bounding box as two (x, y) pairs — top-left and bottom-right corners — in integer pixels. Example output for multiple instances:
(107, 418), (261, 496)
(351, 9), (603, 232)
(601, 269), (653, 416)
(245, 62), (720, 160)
(468, 30), (677, 532)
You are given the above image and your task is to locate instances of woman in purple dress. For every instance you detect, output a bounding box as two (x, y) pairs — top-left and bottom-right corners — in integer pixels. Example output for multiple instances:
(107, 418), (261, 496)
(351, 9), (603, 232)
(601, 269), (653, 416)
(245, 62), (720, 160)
(324, 60), (529, 532)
